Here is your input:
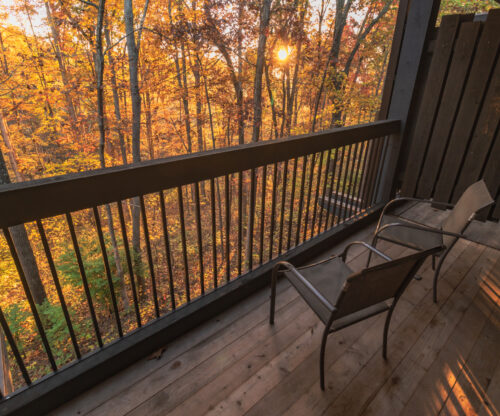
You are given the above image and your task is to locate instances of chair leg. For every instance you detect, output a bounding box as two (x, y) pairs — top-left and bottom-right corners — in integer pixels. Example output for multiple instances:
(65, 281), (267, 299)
(433, 255), (446, 304)
(320, 326), (330, 391)
(366, 235), (378, 267)
(269, 264), (279, 325)
(383, 306), (396, 360)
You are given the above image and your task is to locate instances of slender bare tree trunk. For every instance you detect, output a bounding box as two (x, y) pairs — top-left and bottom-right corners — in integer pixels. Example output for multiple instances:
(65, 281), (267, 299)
(0, 332), (13, 397)
(44, 1), (79, 137)
(264, 61), (279, 140)
(93, 2), (129, 308)
(124, 0), (147, 292)
(286, 0), (308, 136)
(251, 0), (272, 142)
(105, 26), (128, 164)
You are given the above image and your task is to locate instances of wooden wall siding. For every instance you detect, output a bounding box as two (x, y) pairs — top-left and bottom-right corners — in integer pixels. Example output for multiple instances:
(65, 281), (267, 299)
(401, 9), (500, 220)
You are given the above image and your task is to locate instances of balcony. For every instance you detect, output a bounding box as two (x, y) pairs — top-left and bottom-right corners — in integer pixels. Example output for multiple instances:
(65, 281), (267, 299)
(50, 201), (500, 416)
(0, 2), (499, 415)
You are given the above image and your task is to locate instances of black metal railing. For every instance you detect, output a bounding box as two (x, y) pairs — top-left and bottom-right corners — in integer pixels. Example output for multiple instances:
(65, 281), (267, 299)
(0, 120), (399, 399)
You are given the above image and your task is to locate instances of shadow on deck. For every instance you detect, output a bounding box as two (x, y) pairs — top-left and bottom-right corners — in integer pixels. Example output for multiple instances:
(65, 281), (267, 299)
(52, 202), (500, 416)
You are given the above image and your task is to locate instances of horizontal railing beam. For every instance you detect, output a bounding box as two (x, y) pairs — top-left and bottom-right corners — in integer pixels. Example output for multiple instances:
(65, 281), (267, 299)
(0, 120), (399, 228)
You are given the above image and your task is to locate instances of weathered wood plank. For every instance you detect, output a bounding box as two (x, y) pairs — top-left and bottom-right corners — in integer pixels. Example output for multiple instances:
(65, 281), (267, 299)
(401, 253), (500, 416)
(477, 127), (500, 220)
(364, 249), (500, 416)
(401, 15), (465, 197)
(375, 0), (439, 202)
(477, 345), (500, 416)
(433, 9), (500, 203)
(416, 21), (482, 198)
(441, 306), (500, 415)
(452, 57), (500, 202)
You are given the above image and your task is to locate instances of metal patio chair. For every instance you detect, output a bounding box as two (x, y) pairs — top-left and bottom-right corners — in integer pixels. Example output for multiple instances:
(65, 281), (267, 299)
(269, 243), (441, 390)
(368, 180), (494, 303)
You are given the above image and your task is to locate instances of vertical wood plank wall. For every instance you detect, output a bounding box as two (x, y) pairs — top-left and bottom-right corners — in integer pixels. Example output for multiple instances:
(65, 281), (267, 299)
(401, 9), (500, 220)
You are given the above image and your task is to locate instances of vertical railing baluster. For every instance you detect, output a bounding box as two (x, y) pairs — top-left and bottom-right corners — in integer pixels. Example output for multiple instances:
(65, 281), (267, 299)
(37, 219), (83, 353)
(247, 169), (257, 271)
(311, 151), (325, 238)
(0, 306), (30, 385)
(346, 142), (360, 220)
(295, 155), (308, 246)
(193, 183), (205, 295)
(65, 214), (103, 348)
(330, 146), (345, 228)
(92, 207), (123, 334)
(318, 149), (332, 232)
(237, 172), (243, 275)
(303, 153), (317, 242)
(286, 158), (298, 250)
(159, 191), (176, 310)
(324, 148), (340, 231)
(338, 144), (353, 224)
(3, 228), (58, 370)
(268, 162), (278, 261)
(278, 160), (288, 255)
(258, 165), (267, 265)
(360, 139), (373, 211)
(210, 178), (218, 289)
(373, 136), (390, 203)
(355, 140), (370, 215)
(177, 186), (191, 302)
(225, 175), (231, 282)
(117, 201), (142, 326)
(139, 196), (160, 317)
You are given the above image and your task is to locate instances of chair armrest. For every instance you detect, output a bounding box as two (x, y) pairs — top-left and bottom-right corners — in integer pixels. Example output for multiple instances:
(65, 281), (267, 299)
(341, 241), (392, 263)
(376, 222), (464, 241)
(273, 261), (335, 313)
(376, 197), (455, 233)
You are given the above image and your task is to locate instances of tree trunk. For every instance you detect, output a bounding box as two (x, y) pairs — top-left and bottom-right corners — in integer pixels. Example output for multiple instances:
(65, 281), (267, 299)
(264, 61), (279, 140)
(94, 1), (129, 308)
(124, 0), (144, 292)
(44, 1), (79, 137)
(251, 0), (272, 142)
(0, 332), (13, 397)
(286, 0), (308, 136)
(105, 26), (127, 165)
(311, 0), (352, 132)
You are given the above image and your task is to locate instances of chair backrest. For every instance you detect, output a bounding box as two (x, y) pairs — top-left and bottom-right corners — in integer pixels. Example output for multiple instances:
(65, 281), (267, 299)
(333, 246), (441, 320)
(441, 180), (494, 247)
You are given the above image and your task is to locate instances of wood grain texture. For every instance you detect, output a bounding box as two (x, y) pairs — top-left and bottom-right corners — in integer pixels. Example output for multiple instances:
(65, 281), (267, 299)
(433, 9), (500, 203)
(415, 21), (482, 198)
(401, 15), (464, 197)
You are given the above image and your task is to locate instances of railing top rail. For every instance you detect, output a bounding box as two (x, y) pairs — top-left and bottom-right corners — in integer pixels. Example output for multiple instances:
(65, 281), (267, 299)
(0, 120), (399, 228)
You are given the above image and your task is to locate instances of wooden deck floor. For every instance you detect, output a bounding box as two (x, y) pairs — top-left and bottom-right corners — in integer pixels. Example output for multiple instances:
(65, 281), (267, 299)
(51, 203), (500, 416)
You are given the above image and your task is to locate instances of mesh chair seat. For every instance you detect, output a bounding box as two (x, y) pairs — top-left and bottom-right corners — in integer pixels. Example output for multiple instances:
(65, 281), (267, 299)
(283, 257), (352, 324)
(378, 214), (444, 251)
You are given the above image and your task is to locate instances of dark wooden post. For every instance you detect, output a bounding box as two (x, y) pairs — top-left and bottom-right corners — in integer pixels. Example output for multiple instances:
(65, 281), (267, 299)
(375, 0), (441, 203)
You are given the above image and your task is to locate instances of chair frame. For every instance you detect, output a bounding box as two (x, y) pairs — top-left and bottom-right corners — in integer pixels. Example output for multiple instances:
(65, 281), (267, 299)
(368, 196), (479, 302)
(269, 242), (441, 390)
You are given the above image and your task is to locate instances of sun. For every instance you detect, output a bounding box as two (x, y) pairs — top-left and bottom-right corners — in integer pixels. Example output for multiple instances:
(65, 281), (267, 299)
(278, 47), (289, 61)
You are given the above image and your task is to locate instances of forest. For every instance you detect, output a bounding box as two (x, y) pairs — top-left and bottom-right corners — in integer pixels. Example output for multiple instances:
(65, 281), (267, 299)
(0, 0), (496, 396)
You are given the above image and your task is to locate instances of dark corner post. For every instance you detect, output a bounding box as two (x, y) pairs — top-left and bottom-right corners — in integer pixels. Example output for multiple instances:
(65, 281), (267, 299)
(375, 0), (441, 204)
